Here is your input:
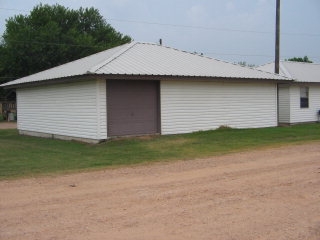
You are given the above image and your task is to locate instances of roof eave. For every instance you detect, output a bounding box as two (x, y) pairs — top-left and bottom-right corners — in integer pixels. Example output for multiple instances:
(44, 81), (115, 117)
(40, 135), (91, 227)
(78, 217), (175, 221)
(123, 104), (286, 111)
(1, 74), (98, 89)
(2, 73), (292, 89)
(100, 73), (292, 82)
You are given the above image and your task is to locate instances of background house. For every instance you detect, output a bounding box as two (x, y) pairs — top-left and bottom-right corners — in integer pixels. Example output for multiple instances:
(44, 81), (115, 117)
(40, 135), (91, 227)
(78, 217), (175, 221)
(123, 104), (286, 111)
(0, 89), (16, 121)
(257, 61), (320, 124)
(1, 42), (290, 143)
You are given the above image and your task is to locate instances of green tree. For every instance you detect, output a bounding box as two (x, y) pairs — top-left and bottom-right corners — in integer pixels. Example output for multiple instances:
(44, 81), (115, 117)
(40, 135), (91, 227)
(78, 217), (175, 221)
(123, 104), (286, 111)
(286, 56), (313, 63)
(0, 4), (131, 84)
(237, 61), (255, 68)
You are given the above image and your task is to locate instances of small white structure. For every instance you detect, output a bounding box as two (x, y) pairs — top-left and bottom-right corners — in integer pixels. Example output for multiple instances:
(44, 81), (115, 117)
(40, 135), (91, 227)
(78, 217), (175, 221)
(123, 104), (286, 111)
(1, 42), (290, 143)
(257, 61), (320, 124)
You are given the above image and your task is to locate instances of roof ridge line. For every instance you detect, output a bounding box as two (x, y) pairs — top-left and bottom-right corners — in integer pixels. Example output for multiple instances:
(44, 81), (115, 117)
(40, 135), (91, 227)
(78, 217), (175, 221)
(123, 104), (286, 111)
(285, 60), (320, 65)
(279, 62), (293, 79)
(256, 61), (293, 80)
(88, 41), (138, 73)
(164, 43), (294, 80)
(150, 43), (292, 79)
(254, 67), (292, 80)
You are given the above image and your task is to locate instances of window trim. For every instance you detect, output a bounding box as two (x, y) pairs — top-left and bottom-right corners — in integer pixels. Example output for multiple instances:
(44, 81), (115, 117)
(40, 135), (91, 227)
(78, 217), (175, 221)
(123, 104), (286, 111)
(300, 86), (309, 109)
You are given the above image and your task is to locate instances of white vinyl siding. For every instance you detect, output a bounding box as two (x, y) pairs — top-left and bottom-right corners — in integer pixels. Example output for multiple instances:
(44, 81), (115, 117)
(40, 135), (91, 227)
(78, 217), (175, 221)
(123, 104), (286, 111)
(161, 80), (277, 135)
(97, 79), (107, 139)
(17, 79), (107, 140)
(278, 84), (290, 123)
(289, 84), (320, 123)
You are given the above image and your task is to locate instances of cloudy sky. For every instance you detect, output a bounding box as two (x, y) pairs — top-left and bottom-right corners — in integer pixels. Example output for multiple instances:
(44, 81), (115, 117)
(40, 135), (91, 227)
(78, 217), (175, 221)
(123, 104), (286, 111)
(0, 0), (319, 65)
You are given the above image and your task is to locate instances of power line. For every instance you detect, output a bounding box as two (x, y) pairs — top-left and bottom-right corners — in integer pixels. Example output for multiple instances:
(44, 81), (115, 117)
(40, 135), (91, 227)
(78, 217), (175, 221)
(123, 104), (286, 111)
(107, 18), (272, 35)
(107, 18), (320, 37)
(205, 52), (273, 57)
(0, 7), (320, 37)
(1, 37), (319, 60)
(0, 7), (29, 13)
(204, 52), (320, 59)
(0, 38), (105, 49)
(0, 77), (19, 79)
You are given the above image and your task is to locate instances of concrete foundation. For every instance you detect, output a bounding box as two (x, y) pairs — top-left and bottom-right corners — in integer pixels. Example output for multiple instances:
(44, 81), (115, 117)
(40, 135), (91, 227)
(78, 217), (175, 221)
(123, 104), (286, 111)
(278, 121), (319, 126)
(19, 130), (104, 144)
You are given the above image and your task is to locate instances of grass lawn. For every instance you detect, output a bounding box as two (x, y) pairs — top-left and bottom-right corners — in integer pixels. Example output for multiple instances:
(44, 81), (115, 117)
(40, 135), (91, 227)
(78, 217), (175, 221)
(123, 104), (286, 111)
(1, 123), (320, 179)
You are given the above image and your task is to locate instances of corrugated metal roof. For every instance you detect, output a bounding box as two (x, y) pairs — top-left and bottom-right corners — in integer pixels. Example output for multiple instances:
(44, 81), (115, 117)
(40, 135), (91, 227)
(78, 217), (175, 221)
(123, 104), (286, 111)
(1, 42), (290, 87)
(257, 61), (320, 83)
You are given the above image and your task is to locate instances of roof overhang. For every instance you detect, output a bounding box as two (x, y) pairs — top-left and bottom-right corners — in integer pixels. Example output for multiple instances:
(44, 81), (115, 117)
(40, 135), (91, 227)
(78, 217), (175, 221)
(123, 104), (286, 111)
(2, 73), (293, 89)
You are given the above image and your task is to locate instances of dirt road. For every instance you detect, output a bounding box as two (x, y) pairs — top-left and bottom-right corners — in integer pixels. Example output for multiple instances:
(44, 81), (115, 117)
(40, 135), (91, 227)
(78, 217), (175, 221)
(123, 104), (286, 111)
(1, 142), (319, 240)
(0, 122), (17, 129)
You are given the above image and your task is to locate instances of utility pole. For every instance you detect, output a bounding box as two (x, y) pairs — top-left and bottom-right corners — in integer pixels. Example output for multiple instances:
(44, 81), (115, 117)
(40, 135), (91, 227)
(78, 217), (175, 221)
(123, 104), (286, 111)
(275, 0), (280, 74)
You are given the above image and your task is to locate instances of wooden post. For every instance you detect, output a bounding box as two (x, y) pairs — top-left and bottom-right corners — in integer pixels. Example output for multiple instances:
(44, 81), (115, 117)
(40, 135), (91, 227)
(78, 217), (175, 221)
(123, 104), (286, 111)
(275, 0), (280, 74)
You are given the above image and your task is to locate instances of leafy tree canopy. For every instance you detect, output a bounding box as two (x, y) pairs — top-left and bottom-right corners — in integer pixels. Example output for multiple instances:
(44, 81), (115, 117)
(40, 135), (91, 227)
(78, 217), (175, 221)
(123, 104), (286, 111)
(286, 56), (313, 63)
(0, 4), (131, 85)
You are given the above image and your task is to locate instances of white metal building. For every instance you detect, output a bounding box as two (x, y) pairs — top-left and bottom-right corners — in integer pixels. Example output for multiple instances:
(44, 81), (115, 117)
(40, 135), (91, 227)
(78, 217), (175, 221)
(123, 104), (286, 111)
(257, 61), (320, 125)
(1, 42), (290, 143)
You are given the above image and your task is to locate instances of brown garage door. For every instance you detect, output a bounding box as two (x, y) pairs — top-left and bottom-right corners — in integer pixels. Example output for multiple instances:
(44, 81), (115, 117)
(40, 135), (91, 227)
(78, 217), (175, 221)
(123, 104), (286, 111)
(107, 80), (160, 137)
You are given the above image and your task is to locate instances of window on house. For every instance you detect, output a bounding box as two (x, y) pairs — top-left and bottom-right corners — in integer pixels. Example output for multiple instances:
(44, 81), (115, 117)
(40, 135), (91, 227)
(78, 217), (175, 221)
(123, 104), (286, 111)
(300, 86), (309, 108)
